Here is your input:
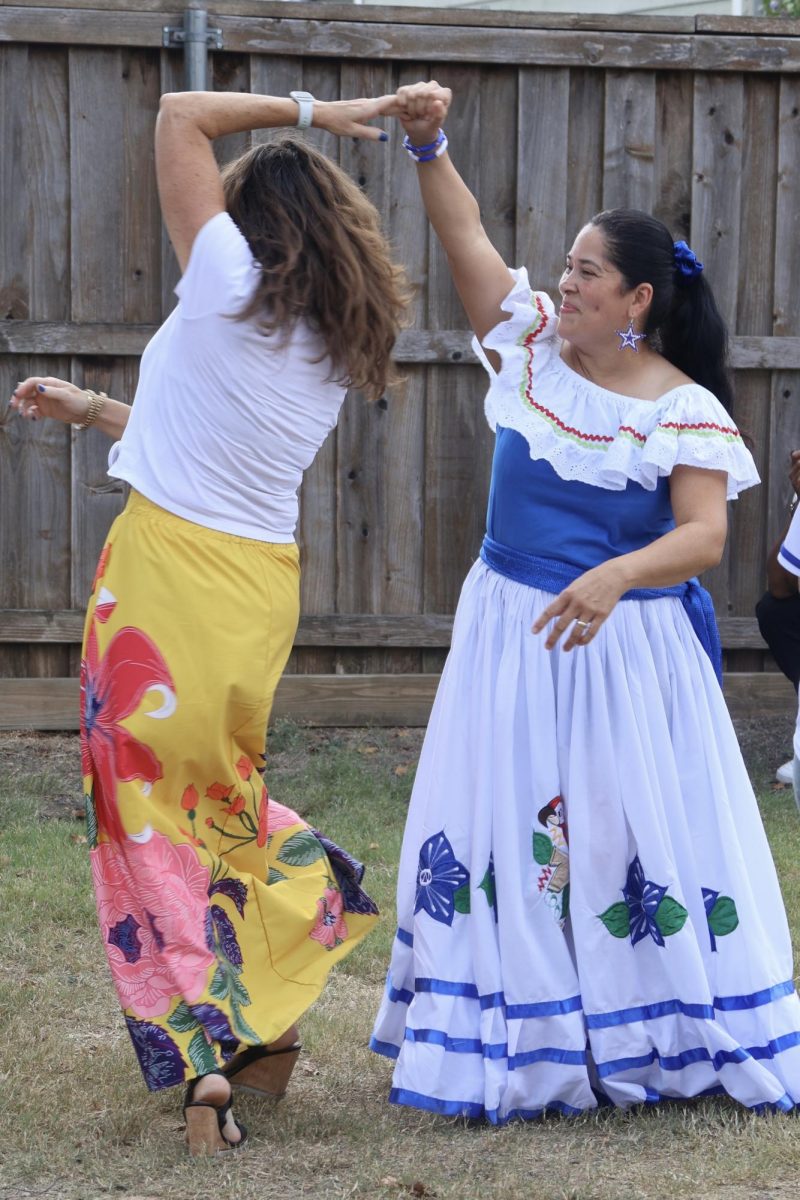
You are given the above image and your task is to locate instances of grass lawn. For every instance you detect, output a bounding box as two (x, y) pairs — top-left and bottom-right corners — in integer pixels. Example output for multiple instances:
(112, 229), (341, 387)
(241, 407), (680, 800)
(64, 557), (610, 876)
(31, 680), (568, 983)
(2, 722), (800, 1200)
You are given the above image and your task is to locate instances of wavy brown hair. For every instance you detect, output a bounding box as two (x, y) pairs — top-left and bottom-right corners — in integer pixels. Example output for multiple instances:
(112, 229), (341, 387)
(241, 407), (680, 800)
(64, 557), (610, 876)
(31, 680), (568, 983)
(221, 137), (410, 400)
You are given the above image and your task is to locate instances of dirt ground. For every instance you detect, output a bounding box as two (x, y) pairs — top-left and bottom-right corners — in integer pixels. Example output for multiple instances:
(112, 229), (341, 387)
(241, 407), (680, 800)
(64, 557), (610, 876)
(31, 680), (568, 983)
(0, 709), (795, 818)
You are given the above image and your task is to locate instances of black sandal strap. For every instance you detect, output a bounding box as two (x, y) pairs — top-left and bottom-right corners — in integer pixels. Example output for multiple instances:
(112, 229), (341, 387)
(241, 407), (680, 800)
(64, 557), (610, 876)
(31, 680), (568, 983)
(183, 1068), (227, 1109)
(224, 1041), (301, 1079)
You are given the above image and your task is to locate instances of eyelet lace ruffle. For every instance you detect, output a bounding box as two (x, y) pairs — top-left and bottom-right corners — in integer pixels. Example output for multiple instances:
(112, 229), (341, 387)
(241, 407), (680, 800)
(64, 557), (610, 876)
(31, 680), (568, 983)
(473, 269), (760, 500)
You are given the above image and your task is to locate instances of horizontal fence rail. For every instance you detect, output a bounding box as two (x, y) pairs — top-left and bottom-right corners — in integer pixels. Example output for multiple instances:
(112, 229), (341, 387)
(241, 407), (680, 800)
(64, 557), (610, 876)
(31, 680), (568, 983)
(0, 673), (794, 733)
(5, 324), (800, 369)
(0, 609), (775, 650)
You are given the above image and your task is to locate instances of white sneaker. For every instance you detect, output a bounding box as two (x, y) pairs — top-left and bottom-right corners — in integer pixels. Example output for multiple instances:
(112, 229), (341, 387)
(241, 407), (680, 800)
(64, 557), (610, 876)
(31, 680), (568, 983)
(776, 760), (795, 786)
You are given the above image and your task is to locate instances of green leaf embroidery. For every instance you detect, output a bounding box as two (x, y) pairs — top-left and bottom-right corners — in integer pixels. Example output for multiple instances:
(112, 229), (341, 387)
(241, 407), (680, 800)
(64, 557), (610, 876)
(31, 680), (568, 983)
(230, 1004), (260, 1045)
(84, 793), (98, 849)
(453, 883), (471, 914)
(561, 882), (570, 921)
(708, 895), (739, 937)
(478, 866), (496, 910)
(598, 901), (630, 939)
(167, 1003), (199, 1035)
(187, 1029), (218, 1076)
(654, 895), (689, 937)
(209, 966), (229, 1002)
(533, 831), (552, 866)
(276, 830), (326, 868)
(268, 867), (288, 885)
(230, 970), (251, 1007)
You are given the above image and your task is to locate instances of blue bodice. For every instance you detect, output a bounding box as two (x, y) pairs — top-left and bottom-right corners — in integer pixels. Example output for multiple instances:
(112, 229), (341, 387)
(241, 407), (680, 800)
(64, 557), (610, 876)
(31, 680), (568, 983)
(486, 426), (676, 569)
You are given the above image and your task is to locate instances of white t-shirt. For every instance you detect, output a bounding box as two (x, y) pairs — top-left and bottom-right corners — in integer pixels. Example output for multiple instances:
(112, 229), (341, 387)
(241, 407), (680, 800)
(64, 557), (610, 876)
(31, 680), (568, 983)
(777, 508), (800, 762)
(108, 212), (347, 542)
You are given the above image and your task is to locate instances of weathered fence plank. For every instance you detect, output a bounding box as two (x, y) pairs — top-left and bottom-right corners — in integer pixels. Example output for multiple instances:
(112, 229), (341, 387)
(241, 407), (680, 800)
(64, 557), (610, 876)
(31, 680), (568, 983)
(7, 9), (800, 75)
(2, 0), (699, 33)
(603, 70), (657, 212)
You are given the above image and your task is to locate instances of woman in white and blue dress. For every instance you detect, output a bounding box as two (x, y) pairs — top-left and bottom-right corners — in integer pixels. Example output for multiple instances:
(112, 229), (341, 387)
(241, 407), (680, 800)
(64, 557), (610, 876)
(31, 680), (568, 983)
(370, 81), (800, 1119)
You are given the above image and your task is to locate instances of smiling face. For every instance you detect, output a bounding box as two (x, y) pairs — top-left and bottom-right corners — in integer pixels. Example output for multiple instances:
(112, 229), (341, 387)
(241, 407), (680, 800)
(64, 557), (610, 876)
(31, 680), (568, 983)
(557, 224), (651, 352)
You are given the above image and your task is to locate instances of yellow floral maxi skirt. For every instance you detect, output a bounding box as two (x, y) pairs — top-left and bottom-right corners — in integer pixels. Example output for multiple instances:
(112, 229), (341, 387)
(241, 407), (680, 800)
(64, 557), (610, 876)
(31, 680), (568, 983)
(81, 491), (379, 1091)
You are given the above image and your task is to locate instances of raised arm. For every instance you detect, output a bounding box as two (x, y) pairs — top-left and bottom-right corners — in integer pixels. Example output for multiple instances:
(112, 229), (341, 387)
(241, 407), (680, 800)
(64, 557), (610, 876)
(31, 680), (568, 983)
(156, 90), (397, 271)
(395, 81), (516, 346)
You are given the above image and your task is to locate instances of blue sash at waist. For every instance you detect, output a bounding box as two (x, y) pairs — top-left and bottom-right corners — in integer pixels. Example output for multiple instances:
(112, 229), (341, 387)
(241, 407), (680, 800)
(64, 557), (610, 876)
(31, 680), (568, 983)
(479, 534), (722, 684)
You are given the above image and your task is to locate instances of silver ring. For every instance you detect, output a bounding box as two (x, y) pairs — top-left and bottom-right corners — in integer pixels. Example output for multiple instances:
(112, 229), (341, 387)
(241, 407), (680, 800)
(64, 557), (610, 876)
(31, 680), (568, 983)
(574, 619), (592, 629)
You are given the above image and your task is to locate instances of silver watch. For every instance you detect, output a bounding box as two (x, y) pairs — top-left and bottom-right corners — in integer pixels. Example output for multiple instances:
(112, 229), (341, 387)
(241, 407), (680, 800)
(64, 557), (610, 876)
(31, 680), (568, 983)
(289, 90), (315, 130)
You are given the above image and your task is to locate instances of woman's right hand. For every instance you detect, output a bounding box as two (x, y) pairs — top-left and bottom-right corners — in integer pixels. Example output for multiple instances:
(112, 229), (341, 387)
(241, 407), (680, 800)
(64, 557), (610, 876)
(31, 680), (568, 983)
(394, 81), (452, 145)
(10, 376), (91, 425)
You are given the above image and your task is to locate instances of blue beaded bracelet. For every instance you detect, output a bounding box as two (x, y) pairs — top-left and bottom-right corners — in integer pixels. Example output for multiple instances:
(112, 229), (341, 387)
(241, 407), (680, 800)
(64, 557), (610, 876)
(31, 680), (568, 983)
(402, 129), (448, 164)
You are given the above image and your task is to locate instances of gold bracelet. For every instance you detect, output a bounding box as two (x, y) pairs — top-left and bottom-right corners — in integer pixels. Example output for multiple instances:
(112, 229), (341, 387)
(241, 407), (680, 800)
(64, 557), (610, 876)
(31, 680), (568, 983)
(75, 389), (107, 431)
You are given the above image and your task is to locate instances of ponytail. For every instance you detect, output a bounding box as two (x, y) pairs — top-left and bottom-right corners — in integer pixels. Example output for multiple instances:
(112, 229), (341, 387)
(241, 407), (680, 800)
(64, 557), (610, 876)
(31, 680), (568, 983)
(660, 274), (733, 413)
(591, 210), (734, 414)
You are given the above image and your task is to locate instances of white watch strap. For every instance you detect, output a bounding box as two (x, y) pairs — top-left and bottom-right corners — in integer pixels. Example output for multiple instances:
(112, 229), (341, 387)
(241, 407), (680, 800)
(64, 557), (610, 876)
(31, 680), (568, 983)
(290, 93), (314, 130)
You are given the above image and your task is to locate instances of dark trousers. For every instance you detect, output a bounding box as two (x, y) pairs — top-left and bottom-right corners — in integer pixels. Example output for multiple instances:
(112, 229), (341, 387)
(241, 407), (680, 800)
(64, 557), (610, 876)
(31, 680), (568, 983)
(755, 591), (800, 693)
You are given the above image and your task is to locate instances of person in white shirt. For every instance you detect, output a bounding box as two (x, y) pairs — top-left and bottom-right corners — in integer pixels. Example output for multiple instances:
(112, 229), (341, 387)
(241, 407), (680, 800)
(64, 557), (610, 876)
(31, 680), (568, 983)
(757, 450), (800, 784)
(10, 88), (408, 1155)
(772, 479), (800, 809)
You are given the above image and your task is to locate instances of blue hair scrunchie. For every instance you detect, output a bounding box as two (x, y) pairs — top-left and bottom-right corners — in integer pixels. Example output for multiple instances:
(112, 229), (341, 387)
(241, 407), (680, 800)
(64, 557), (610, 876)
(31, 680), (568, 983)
(673, 239), (704, 282)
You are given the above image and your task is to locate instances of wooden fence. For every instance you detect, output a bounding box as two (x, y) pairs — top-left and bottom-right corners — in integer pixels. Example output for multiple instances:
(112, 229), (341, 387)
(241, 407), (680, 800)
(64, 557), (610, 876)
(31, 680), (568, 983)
(2, 0), (800, 727)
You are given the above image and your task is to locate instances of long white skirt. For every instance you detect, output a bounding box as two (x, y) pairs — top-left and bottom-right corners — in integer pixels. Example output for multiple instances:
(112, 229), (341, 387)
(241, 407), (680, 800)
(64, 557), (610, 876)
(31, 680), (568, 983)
(370, 560), (800, 1121)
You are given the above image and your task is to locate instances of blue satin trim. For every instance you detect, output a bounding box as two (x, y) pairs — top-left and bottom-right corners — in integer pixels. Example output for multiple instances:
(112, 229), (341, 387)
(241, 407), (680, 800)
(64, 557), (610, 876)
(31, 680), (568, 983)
(596, 1032), (800, 1081)
(383, 973), (795, 1023)
(369, 1036), (400, 1060)
(386, 1084), (792, 1119)
(388, 1087), (584, 1123)
(586, 980), (797, 1028)
(480, 534), (723, 684)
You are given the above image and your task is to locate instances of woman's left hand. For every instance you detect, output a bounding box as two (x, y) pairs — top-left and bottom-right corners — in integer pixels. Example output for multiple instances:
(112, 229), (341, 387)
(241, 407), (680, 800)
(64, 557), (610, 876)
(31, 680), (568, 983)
(312, 95), (405, 141)
(531, 560), (628, 651)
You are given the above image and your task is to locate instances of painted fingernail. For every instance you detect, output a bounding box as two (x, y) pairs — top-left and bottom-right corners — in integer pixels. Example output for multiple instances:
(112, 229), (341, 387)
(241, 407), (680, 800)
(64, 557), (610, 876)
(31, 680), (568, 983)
(379, 131), (389, 142)
(37, 385), (46, 392)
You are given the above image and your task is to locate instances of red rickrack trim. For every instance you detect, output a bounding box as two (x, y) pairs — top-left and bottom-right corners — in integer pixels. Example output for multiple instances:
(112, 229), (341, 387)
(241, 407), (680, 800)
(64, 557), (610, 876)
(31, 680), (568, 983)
(519, 301), (742, 449)
(619, 424), (646, 445)
(660, 419), (741, 438)
(521, 299), (616, 445)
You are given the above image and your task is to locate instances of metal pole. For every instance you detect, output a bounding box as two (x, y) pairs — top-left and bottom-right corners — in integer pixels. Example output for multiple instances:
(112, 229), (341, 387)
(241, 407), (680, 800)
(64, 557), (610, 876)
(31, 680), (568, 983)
(184, 8), (208, 92)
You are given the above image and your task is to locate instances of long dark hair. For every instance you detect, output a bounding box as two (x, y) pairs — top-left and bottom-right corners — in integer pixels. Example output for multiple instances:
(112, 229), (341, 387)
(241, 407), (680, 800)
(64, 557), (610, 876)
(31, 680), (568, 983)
(591, 209), (733, 413)
(221, 138), (410, 401)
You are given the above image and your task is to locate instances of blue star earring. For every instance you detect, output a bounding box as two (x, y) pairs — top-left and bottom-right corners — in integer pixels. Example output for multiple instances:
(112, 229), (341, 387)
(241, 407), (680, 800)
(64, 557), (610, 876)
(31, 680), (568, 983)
(616, 319), (647, 352)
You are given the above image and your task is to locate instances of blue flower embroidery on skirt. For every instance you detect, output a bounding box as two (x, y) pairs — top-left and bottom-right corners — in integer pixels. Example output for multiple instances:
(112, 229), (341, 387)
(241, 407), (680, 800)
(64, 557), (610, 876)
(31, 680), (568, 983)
(415, 831), (469, 926)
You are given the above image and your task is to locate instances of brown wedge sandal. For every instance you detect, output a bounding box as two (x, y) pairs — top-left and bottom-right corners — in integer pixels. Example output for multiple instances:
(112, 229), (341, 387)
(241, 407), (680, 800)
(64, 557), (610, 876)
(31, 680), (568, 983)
(183, 1070), (248, 1156)
(223, 1042), (302, 1099)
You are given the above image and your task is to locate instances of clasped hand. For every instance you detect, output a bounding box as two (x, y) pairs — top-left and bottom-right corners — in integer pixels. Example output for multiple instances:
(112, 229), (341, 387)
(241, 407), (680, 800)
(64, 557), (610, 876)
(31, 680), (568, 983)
(312, 80), (452, 144)
(531, 560), (628, 651)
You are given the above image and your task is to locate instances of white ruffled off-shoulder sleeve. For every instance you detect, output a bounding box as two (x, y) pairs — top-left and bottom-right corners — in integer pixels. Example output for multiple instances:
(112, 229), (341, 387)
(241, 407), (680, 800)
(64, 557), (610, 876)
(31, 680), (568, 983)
(471, 268), (559, 380)
(600, 384), (760, 500)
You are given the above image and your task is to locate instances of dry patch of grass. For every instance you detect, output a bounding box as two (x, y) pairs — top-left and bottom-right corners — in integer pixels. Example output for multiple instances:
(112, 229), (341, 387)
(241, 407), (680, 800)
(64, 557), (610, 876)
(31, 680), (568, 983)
(2, 725), (800, 1200)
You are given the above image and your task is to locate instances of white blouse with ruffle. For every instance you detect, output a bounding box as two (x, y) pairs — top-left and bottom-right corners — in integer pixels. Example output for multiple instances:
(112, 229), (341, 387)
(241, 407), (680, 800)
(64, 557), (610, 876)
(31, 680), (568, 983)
(473, 269), (760, 501)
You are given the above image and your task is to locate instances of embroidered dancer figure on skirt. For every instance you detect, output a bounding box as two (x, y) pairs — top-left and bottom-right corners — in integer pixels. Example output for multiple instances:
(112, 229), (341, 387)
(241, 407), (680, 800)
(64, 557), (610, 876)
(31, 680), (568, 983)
(370, 81), (800, 1119)
(11, 87), (408, 1154)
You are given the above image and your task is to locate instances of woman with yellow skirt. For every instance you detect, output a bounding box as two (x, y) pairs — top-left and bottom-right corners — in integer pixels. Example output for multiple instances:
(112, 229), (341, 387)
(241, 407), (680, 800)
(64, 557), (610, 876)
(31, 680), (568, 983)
(11, 87), (408, 1154)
